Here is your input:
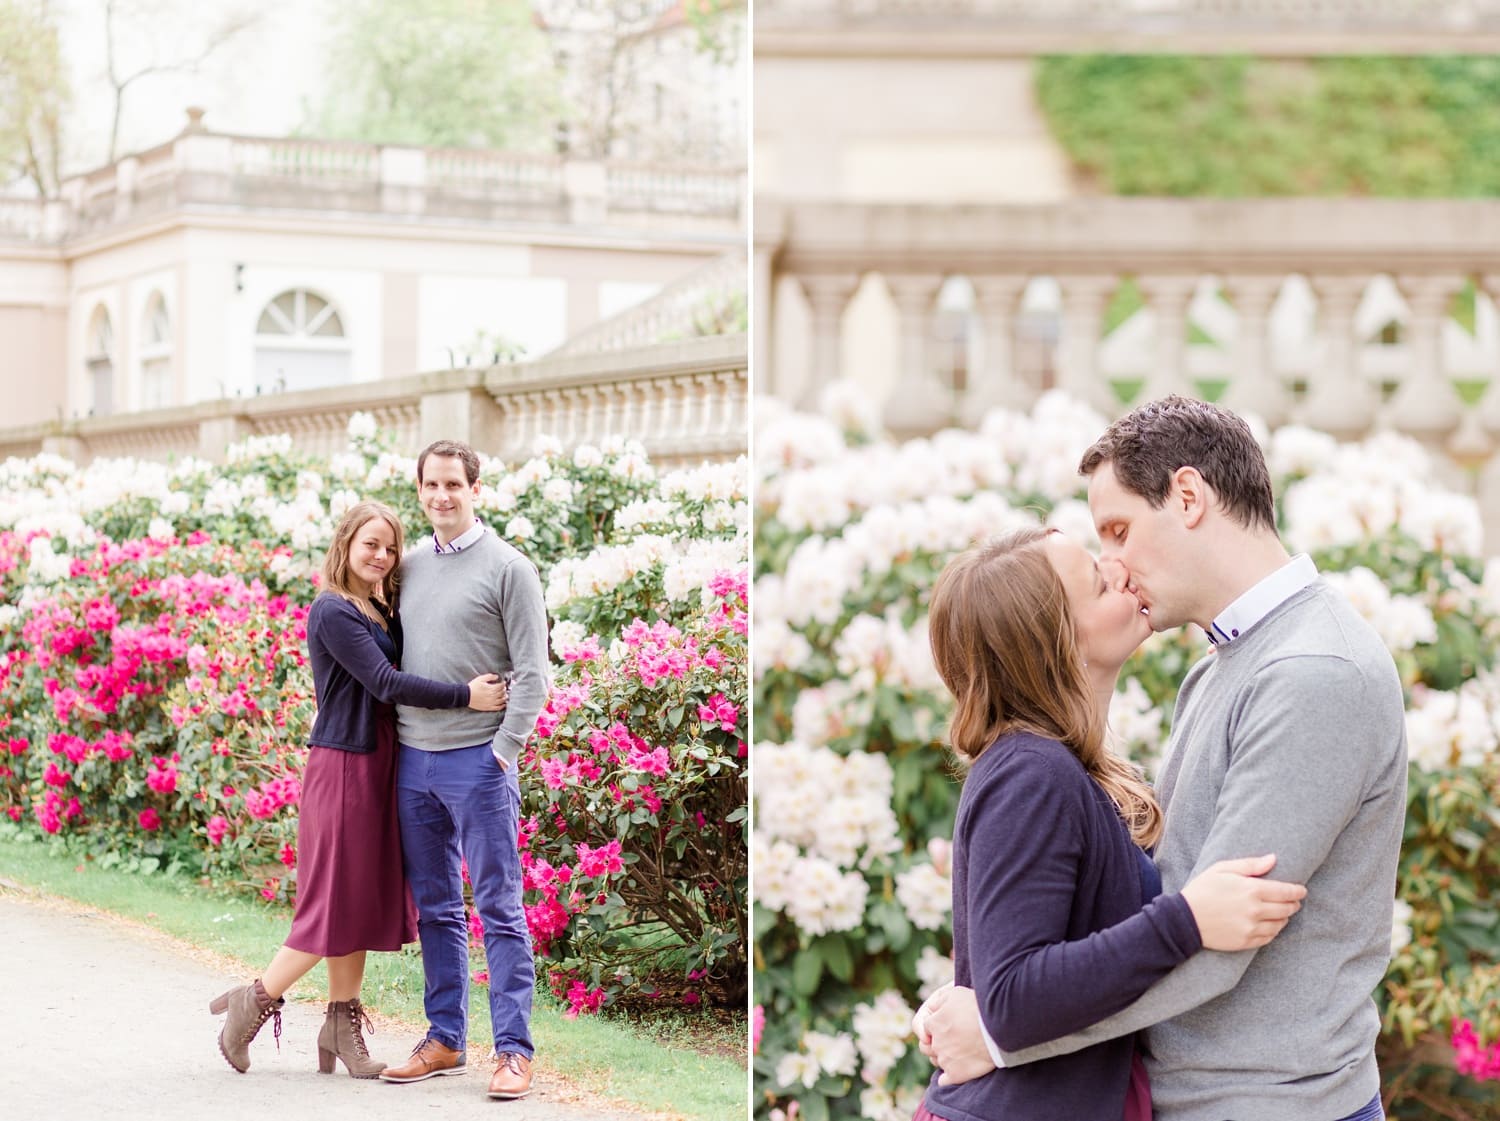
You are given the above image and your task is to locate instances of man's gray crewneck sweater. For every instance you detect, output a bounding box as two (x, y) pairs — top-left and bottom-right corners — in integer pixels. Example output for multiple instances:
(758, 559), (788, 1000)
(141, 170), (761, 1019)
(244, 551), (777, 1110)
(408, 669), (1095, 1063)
(1001, 581), (1408, 1121)
(395, 529), (549, 767)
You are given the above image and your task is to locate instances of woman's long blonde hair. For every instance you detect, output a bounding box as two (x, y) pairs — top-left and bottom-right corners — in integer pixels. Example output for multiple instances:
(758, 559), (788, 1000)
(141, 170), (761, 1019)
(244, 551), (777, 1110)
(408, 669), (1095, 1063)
(928, 526), (1163, 849)
(320, 501), (405, 628)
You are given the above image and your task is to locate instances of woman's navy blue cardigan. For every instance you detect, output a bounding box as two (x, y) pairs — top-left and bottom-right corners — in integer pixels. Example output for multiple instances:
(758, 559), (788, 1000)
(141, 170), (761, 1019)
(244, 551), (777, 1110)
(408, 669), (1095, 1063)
(924, 731), (1202, 1121)
(305, 594), (468, 753)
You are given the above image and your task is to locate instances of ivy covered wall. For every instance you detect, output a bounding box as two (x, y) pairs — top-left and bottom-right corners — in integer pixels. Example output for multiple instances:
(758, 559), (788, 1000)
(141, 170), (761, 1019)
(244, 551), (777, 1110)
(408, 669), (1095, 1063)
(1036, 56), (1500, 196)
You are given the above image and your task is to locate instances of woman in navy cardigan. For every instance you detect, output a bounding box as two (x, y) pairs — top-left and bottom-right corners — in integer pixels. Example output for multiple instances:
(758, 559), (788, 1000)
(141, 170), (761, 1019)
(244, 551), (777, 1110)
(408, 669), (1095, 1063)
(915, 528), (1305, 1121)
(209, 501), (510, 1079)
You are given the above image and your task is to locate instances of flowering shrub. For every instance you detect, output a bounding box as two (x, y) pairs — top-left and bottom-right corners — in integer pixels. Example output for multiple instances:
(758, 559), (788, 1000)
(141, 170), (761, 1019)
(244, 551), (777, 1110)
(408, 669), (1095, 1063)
(520, 453), (749, 1014)
(520, 568), (748, 1014)
(0, 534), (310, 891)
(0, 416), (749, 1014)
(753, 389), (1500, 1121)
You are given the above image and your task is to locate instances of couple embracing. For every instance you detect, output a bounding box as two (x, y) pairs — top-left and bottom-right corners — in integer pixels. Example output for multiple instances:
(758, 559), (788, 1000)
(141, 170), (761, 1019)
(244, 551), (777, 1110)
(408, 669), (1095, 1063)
(915, 398), (1407, 1121)
(210, 439), (549, 1101)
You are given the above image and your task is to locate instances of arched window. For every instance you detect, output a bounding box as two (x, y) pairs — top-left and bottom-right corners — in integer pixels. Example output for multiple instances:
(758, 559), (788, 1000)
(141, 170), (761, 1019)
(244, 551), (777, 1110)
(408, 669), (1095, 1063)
(86, 306), (115, 417)
(140, 292), (172, 409)
(253, 288), (351, 393)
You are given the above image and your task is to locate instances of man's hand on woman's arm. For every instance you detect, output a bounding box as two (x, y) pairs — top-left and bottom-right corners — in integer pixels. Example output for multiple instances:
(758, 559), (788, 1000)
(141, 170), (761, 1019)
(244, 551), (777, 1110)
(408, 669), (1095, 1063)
(912, 984), (998, 1085)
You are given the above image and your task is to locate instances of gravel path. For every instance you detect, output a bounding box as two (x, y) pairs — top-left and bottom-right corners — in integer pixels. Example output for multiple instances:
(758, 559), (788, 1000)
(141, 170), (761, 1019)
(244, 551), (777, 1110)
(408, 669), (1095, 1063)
(0, 888), (653, 1121)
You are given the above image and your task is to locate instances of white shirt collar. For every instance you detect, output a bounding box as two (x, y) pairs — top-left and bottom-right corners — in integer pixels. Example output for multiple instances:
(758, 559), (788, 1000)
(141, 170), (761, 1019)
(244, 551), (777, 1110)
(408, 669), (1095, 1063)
(434, 518), (486, 555)
(1205, 553), (1318, 646)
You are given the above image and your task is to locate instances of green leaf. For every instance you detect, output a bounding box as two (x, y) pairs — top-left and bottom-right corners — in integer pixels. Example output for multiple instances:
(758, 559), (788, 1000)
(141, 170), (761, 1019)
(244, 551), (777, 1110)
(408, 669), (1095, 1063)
(791, 947), (824, 996)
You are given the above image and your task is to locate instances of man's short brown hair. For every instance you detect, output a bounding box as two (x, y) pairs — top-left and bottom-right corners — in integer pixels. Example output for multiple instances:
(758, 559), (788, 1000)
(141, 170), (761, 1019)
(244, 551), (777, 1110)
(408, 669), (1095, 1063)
(1078, 395), (1277, 532)
(417, 439), (481, 485)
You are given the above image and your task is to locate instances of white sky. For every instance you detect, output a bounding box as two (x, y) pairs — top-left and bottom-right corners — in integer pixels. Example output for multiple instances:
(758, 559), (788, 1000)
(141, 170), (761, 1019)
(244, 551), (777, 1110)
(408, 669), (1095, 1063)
(53, 0), (333, 174)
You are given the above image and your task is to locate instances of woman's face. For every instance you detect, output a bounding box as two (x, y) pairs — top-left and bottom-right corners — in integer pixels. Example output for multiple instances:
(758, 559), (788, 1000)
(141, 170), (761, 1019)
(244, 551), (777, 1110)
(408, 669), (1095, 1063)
(349, 517), (398, 595)
(1044, 532), (1151, 675)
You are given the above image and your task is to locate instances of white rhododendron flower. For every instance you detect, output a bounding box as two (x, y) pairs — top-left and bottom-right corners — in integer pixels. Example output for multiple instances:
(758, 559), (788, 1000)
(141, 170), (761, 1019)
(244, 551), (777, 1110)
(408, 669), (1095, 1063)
(504, 516), (536, 542)
(773, 1050), (821, 1091)
(783, 858), (869, 935)
(894, 862), (951, 931)
(916, 946), (955, 999)
(530, 433), (563, 458)
(345, 411), (377, 441)
(26, 537), (71, 583)
(803, 1031), (858, 1077)
(852, 990), (916, 1082)
(1391, 899), (1414, 956)
(541, 477), (574, 505)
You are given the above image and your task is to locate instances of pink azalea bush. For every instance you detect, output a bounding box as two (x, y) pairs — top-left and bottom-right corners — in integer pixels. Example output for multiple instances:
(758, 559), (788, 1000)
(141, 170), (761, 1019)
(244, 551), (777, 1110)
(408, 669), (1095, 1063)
(0, 531), (310, 885)
(518, 564), (749, 1012)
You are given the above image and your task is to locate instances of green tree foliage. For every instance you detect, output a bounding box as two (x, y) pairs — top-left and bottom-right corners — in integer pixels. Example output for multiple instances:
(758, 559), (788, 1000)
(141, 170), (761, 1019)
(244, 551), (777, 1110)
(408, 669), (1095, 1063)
(0, 0), (69, 196)
(1037, 55), (1500, 197)
(307, 0), (561, 151)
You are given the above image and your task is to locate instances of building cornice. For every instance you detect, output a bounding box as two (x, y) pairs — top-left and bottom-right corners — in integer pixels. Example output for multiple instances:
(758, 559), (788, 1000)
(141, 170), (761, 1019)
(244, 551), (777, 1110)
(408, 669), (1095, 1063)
(50, 207), (741, 262)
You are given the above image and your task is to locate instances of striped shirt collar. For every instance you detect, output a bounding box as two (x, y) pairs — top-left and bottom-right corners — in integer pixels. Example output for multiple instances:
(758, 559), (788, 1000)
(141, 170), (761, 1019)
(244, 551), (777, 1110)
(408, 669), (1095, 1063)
(434, 518), (486, 555)
(1205, 553), (1318, 647)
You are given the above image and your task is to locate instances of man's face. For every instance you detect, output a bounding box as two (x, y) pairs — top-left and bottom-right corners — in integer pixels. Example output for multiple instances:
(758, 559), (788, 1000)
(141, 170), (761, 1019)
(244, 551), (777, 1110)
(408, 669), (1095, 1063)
(1087, 460), (1192, 632)
(419, 454), (479, 540)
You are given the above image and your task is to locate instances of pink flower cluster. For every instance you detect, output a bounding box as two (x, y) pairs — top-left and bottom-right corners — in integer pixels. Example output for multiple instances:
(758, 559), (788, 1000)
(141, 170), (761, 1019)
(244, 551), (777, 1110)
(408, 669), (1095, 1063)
(32, 789), (83, 834)
(562, 979), (606, 1019)
(243, 777), (301, 820)
(145, 755), (180, 794)
(575, 839), (624, 877)
(620, 619), (696, 687)
(1453, 1019), (1500, 1081)
(697, 692), (740, 732)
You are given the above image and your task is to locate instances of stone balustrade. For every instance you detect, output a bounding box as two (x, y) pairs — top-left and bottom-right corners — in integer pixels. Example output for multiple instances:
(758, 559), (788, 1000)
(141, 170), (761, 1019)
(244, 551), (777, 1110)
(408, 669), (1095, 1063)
(768, 202), (1497, 426)
(549, 249), (748, 356)
(0, 335), (746, 470)
(0, 116), (745, 245)
(759, 195), (1500, 541)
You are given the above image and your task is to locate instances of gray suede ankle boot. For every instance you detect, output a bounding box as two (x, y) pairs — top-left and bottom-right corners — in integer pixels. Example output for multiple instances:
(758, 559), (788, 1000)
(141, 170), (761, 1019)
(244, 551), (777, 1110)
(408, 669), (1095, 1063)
(317, 998), (386, 1078)
(209, 979), (284, 1073)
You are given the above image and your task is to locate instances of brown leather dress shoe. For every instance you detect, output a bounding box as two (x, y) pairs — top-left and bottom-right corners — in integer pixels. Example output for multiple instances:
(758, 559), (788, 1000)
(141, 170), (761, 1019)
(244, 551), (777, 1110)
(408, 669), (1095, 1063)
(378, 1037), (467, 1083)
(487, 1051), (533, 1099)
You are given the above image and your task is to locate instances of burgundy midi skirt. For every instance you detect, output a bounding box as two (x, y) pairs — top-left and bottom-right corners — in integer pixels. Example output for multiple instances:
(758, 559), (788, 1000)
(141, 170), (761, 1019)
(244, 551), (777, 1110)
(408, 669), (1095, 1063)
(284, 716), (418, 957)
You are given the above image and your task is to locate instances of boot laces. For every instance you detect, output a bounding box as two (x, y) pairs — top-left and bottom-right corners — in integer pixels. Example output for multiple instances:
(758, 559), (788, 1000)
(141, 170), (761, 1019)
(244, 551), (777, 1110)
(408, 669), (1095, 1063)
(245, 1001), (282, 1053)
(348, 1003), (375, 1058)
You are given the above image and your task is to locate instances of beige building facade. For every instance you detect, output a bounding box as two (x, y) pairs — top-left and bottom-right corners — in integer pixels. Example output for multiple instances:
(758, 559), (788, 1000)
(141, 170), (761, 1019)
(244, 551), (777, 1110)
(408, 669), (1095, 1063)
(0, 112), (744, 433)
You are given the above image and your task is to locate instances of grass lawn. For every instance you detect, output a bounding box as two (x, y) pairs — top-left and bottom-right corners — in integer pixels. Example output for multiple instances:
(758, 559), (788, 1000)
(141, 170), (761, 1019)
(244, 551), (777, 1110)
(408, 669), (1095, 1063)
(0, 830), (746, 1121)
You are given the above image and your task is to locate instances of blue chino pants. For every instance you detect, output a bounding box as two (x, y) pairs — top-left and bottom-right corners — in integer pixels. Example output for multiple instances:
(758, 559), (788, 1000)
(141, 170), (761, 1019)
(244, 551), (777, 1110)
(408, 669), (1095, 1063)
(396, 742), (534, 1058)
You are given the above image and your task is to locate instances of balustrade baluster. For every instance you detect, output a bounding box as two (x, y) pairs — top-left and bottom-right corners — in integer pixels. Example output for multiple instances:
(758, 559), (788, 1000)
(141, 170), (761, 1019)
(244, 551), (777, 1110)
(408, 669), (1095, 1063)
(1139, 274), (1199, 402)
(1389, 274), (1463, 436)
(965, 276), (1032, 423)
(1221, 275), (1287, 426)
(1302, 274), (1373, 437)
(1056, 276), (1117, 415)
(798, 274), (861, 407)
(882, 273), (949, 437)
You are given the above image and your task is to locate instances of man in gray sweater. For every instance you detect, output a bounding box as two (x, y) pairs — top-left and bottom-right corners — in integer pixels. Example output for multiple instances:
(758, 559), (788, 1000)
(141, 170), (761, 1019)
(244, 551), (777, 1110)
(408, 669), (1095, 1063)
(920, 397), (1407, 1121)
(377, 439), (550, 1101)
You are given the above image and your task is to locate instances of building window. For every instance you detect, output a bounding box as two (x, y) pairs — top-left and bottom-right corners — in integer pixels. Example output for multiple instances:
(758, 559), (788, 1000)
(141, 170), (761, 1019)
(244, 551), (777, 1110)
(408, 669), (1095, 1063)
(254, 288), (351, 394)
(86, 306), (115, 417)
(140, 292), (172, 409)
